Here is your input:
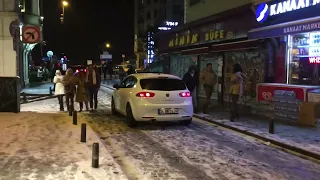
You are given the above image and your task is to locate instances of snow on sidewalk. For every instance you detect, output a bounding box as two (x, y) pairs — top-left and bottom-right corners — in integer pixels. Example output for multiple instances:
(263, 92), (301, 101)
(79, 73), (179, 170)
(196, 112), (320, 156)
(0, 112), (128, 180)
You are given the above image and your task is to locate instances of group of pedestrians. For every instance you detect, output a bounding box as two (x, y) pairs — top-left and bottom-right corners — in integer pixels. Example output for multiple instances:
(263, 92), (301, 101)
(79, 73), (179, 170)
(182, 63), (245, 121)
(53, 65), (101, 112)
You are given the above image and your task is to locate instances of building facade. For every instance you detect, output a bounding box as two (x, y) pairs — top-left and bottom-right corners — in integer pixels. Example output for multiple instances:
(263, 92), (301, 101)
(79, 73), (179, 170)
(0, 0), (42, 112)
(156, 1), (272, 107)
(133, 0), (184, 68)
(185, 0), (252, 23)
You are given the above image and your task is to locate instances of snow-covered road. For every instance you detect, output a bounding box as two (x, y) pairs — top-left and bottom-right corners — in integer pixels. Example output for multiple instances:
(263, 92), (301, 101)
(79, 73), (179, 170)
(20, 88), (320, 180)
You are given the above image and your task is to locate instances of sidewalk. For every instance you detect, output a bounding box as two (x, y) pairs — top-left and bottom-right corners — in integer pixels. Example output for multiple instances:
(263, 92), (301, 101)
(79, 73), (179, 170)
(195, 110), (320, 159)
(101, 79), (320, 159)
(0, 112), (128, 180)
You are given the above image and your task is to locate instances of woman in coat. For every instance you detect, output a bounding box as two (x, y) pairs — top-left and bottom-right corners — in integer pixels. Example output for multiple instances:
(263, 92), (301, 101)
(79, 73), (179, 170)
(62, 68), (77, 112)
(53, 70), (65, 111)
(75, 71), (89, 112)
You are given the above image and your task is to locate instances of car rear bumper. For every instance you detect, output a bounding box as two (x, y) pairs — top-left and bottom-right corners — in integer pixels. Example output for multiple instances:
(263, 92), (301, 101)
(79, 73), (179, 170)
(132, 103), (193, 122)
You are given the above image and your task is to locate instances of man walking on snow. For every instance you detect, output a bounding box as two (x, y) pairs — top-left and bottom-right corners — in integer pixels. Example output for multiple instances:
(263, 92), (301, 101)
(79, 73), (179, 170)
(86, 65), (101, 111)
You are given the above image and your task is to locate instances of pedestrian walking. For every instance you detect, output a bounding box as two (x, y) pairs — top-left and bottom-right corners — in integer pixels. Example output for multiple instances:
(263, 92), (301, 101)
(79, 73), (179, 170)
(53, 70), (65, 111)
(86, 65), (101, 110)
(183, 66), (198, 113)
(199, 63), (217, 113)
(63, 68), (77, 112)
(229, 63), (245, 121)
(75, 71), (89, 112)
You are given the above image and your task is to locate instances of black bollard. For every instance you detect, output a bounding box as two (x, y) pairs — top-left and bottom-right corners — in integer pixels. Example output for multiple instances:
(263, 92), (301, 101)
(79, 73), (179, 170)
(269, 118), (274, 134)
(22, 93), (27, 103)
(73, 111), (77, 125)
(81, 123), (86, 142)
(49, 87), (53, 96)
(69, 105), (72, 116)
(92, 143), (99, 168)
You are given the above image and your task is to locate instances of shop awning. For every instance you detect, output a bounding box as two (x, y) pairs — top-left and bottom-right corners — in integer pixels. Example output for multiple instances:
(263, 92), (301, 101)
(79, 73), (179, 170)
(211, 40), (261, 52)
(248, 16), (320, 39)
(181, 47), (209, 55)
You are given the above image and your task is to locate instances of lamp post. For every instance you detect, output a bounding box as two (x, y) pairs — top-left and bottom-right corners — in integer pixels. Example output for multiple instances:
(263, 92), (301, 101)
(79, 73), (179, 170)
(61, 1), (68, 23)
(105, 43), (110, 48)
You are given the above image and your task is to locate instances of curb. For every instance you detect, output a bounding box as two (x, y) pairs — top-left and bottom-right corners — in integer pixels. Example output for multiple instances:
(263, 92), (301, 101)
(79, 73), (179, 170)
(193, 114), (320, 161)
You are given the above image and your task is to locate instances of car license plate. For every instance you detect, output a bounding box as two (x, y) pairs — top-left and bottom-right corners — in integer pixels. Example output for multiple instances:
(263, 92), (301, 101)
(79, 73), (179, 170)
(158, 108), (178, 114)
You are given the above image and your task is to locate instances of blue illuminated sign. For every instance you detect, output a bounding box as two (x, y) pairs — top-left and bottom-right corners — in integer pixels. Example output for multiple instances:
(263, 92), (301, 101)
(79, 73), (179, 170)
(256, 3), (269, 23)
(256, 0), (320, 23)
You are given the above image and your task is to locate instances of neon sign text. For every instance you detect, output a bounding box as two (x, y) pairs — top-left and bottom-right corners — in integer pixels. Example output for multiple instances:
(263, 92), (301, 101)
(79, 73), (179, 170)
(270, 0), (320, 16)
(309, 57), (320, 63)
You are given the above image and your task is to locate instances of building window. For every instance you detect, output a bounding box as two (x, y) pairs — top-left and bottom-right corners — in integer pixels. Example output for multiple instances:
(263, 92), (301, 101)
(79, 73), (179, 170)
(146, 11), (151, 20)
(153, 9), (158, 18)
(189, 0), (200, 6)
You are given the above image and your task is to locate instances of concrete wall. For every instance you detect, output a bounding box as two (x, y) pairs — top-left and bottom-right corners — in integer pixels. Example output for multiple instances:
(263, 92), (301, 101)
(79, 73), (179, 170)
(0, 0), (18, 77)
(185, 0), (252, 23)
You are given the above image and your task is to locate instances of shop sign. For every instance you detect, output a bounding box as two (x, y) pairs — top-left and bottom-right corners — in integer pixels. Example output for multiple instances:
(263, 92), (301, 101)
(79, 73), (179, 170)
(257, 84), (305, 101)
(256, 0), (320, 23)
(309, 57), (320, 63)
(168, 29), (234, 48)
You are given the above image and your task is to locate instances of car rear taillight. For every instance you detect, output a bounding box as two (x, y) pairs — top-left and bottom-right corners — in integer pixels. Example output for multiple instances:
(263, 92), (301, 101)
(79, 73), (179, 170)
(136, 92), (155, 97)
(179, 92), (191, 97)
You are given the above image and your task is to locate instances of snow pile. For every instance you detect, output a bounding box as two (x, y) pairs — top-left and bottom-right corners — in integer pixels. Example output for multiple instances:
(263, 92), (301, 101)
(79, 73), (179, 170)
(196, 112), (320, 155)
(0, 112), (128, 180)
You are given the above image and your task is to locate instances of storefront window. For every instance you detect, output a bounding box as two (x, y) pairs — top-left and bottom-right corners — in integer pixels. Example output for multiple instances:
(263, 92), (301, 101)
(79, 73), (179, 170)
(287, 32), (320, 85)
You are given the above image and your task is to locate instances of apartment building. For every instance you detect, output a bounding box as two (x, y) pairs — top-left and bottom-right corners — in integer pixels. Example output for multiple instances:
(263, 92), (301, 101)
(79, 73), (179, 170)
(134, 0), (184, 67)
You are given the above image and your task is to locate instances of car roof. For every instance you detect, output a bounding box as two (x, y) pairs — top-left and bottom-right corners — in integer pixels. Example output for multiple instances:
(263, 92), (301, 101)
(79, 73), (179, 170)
(130, 73), (181, 80)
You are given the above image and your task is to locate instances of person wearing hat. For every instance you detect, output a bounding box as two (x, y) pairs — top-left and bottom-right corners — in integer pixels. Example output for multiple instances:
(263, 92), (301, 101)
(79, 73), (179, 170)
(53, 70), (65, 111)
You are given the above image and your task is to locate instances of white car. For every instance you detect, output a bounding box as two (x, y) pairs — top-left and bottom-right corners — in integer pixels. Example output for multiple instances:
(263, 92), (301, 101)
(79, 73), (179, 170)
(111, 73), (193, 127)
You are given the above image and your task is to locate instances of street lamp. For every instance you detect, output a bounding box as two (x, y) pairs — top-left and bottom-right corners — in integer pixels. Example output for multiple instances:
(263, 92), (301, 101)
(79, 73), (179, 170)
(105, 43), (110, 48)
(61, 1), (68, 23)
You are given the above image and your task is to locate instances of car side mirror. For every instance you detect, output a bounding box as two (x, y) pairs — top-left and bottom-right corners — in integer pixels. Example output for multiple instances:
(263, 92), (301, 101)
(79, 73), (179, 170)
(113, 84), (119, 89)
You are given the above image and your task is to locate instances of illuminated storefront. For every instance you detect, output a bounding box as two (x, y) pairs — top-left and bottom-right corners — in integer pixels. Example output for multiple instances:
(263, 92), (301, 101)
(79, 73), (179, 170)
(250, 0), (320, 85)
(249, 0), (320, 105)
(158, 5), (265, 105)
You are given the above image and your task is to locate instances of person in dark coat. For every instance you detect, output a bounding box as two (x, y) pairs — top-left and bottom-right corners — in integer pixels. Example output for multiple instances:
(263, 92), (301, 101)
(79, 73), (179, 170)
(86, 65), (101, 110)
(127, 64), (135, 75)
(183, 66), (198, 112)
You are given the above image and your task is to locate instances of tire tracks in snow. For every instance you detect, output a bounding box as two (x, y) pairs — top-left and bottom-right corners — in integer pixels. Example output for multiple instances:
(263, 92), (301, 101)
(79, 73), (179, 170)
(85, 112), (213, 180)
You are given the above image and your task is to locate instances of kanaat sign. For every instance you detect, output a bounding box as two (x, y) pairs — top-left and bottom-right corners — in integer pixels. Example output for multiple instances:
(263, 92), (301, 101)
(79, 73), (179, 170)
(168, 29), (234, 48)
(256, 0), (320, 23)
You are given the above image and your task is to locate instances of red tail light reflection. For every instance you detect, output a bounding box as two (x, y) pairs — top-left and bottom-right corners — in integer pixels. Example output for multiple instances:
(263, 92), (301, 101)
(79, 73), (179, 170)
(136, 92), (155, 97)
(179, 92), (191, 97)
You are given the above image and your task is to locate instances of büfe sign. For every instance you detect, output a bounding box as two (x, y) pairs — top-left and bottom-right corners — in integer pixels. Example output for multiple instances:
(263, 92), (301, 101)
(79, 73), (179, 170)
(256, 83), (320, 102)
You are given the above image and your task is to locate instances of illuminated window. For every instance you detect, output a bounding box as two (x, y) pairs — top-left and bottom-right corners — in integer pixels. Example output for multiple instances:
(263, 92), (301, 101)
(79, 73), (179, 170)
(287, 31), (320, 85)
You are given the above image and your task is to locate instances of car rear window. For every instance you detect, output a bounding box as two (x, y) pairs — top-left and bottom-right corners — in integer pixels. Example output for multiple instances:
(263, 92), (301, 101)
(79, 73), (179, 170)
(140, 78), (186, 91)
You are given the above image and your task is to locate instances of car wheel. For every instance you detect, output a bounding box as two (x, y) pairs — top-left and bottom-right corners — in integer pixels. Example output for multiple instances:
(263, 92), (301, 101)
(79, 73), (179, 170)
(126, 103), (137, 127)
(111, 97), (117, 115)
(181, 118), (192, 126)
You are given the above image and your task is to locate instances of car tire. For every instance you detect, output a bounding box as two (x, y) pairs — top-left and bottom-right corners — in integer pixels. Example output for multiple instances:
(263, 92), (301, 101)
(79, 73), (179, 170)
(111, 97), (117, 115)
(126, 104), (137, 127)
(181, 118), (192, 126)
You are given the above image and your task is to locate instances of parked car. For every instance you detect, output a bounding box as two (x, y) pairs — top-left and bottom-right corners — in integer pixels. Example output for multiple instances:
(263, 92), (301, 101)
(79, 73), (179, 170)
(111, 73), (193, 127)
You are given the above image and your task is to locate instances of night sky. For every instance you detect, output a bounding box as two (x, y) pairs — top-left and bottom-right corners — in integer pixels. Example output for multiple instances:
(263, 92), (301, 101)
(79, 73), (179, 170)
(32, 0), (134, 65)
